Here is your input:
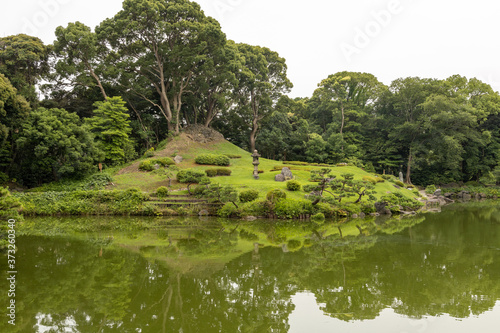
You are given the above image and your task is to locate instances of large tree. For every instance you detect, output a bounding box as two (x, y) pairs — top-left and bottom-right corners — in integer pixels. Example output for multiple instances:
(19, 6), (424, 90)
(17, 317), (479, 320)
(16, 108), (102, 186)
(51, 21), (109, 101)
(0, 74), (30, 177)
(86, 96), (134, 165)
(97, 0), (226, 134)
(234, 43), (292, 152)
(0, 34), (50, 105)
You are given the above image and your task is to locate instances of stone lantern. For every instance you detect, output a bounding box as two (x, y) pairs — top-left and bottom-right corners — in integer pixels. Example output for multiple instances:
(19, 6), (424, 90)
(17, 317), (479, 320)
(251, 150), (261, 179)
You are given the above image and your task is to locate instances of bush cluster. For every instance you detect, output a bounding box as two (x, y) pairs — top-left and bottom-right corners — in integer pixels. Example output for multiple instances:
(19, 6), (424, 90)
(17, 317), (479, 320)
(139, 157), (175, 171)
(205, 168), (232, 177)
(195, 154), (230, 166)
(15, 188), (154, 216)
(274, 198), (313, 219)
(266, 189), (287, 203)
(286, 180), (301, 191)
(176, 169), (206, 183)
(156, 186), (169, 198)
(239, 189), (259, 203)
(425, 184), (437, 194)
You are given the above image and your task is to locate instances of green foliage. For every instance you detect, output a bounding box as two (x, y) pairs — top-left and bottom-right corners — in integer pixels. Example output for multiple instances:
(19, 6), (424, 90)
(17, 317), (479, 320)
(311, 212), (325, 222)
(176, 169), (206, 183)
(286, 180), (301, 191)
(395, 180), (405, 187)
(274, 198), (312, 219)
(156, 186), (169, 198)
(239, 189), (259, 203)
(266, 189), (287, 203)
(195, 154), (231, 166)
(86, 97), (133, 165)
(139, 160), (155, 172)
(379, 193), (424, 211)
(203, 184), (239, 208)
(0, 172), (8, 184)
(16, 107), (102, 186)
(154, 157), (175, 167)
(218, 202), (239, 218)
(425, 185), (437, 194)
(205, 168), (232, 177)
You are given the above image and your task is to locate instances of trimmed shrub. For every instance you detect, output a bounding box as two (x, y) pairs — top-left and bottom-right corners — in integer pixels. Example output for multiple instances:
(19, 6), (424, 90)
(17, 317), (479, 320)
(286, 180), (301, 191)
(176, 169), (206, 183)
(139, 160), (155, 171)
(156, 186), (169, 198)
(154, 157), (175, 167)
(205, 168), (232, 177)
(239, 189), (259, 203)
(266, 189), (287, 203)
(216, 168), (232, 176)
(205, 169), (217, 177)
(195, 154), (230, 166)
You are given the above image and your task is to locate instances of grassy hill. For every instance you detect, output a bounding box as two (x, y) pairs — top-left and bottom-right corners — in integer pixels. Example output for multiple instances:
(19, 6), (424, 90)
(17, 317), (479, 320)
(111, 127), (420, 206)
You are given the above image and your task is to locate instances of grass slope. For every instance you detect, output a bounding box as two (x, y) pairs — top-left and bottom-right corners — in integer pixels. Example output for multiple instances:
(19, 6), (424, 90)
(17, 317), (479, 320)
(112, 133), (418, 203)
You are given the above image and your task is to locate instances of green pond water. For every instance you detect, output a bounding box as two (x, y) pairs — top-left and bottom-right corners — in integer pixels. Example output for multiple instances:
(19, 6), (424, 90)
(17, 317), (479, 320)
(1, 201), (500, 332)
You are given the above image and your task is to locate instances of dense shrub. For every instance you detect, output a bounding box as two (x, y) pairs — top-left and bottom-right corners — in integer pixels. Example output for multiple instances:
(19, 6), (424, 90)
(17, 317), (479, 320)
(218, 202), (239, 218)
(139, 160), (155, 171)
(205, 169), (217, 177)
(274, 198), (312, 219)
(266, 189), (287, 203)
(176, 169), (206, 183)
(286, 180), (301, 191)
(205, 168), (232, 177)
(195, 154), (230, 166)
(154, 157), (175, 166)
(156, 186), (169, 198)
(239, 189), (259, 203)
(311, 212), (325, 222)
(143, 148), (155, 158)
(425, 185), (437, 194)
(85, 173), (113, 189)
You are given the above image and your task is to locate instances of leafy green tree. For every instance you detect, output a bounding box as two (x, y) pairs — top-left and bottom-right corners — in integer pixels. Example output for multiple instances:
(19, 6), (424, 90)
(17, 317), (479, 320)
(86, 96), (133, 165)
(0, 74), (30, 176)
(0, 34), (50, 105)
(97, 0), (226, 134)
(234, 43), (292, 152)
(51, 21), (108, 100)
(16, 108), (102, 186)
(304, 133), (328, 163)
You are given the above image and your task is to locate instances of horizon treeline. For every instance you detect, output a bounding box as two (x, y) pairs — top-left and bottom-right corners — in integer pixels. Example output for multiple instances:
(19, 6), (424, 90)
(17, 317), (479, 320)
(2, 0), (500, 187)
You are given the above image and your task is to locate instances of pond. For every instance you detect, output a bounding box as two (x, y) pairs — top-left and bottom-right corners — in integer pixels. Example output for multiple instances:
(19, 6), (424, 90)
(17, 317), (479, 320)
(1, 201), (500, 332)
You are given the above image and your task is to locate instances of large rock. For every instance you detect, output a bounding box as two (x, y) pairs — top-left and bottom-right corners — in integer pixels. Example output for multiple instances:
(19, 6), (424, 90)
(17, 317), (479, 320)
(281, 167), (294, 180)
(174, 155), (183, 164)
(275, 174), (285, 182)
(374, 202), (392, 215)
(433, 189), (442, 196)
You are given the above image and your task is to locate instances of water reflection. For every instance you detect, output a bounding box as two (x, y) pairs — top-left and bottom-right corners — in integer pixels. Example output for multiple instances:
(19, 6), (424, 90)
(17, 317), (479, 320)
(1, 201), (500, 332)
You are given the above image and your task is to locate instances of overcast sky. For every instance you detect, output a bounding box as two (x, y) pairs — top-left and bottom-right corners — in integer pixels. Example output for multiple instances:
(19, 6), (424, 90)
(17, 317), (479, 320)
(2, 0), (500, 97)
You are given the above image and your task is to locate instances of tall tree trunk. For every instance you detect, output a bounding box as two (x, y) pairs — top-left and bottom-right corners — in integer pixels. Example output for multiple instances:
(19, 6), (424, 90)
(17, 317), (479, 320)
(406, 149), (413, 184)
(340, 102), (345, 151)
(250, 117), (258, 153)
